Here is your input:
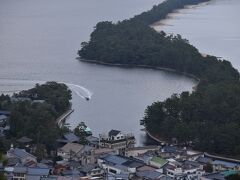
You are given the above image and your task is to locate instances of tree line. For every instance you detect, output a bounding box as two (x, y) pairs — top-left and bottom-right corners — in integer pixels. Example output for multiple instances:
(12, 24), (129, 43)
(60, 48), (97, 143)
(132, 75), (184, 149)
(78, 0), (240, 157)
(0, 82), (72, 153)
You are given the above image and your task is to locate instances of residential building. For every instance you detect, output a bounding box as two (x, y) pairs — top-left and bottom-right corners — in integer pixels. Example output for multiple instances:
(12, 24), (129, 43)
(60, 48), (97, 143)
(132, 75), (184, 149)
(99, 129), (135, 154)
(7, 147), (37, 164)
(98, 154), (145, 177)
(57, 143), (94, 165)
(57, 143), (83, 161)
(212, 160), (240, 172)
(57, 133), (79, 145)
(125, 146), (159, 157)
(13, 165), (27, 180)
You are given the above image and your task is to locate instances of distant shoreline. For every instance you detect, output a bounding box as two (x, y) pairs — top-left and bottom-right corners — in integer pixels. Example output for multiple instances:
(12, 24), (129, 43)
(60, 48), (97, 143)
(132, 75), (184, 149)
(78, 58), (200, 82)
(151, 1), (210, 29)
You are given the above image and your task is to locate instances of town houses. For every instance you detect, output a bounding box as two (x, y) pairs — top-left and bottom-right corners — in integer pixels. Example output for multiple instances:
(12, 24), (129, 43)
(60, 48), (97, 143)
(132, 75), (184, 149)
(0, 128), (240, 179)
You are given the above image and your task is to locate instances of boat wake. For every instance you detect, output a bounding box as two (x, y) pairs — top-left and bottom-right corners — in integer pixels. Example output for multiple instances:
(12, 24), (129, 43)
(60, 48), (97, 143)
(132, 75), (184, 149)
(65, 83), (93, 100)
(0, 78), (93, 101)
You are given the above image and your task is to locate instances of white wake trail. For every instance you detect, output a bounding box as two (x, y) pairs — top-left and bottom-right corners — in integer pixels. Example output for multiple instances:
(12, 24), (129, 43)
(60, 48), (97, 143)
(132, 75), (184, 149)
(0, 79), (93, 101)
(63, 83), (93, 100)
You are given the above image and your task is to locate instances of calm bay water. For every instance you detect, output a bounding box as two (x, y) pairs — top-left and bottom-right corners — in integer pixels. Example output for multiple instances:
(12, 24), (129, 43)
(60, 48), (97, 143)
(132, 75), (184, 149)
(154, 0), (240, 70)
(2, 0), (236, 145)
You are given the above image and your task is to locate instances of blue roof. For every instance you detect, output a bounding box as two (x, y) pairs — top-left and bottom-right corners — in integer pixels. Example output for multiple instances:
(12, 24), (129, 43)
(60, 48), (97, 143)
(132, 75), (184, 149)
(27, 167), (50, 176)
(108, 129), (121, 137)
(163, 146), (178, 153)
(196, 157), (212, 164)
(136, 171), (162, 179)
(10, 148), (36, 159)
(103, 155), (128, 165)
(212, 160), (239, 168)
(14, 166), (27, 173)
(63, 133), (79, 142)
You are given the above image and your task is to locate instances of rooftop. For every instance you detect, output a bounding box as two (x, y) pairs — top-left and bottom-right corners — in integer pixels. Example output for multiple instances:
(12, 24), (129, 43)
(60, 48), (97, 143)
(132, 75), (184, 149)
(136, 170), (162, 180)
(8, 148), (36, 160)
(102, 154), (127, 165)
(151, 156), (168, 166)
(127, 145), (159, 151)
(212, 160), (239, 168)
(162, 146), (179, 153)
(0, 115), (7, 120)
(101, 154), (144, 168)
(79, 164), (99, 174)
(137, 165), (158, 172)
(27, 167), (50, 176)
(14, 166), (27, 173)
(17, 136), (33, 143)
(59, 143), (83, 154)
(196, 156), (212, 164)
(202, 173), (225, 180)
(108, 129), (121, 137)
(63, 133), (79, 142)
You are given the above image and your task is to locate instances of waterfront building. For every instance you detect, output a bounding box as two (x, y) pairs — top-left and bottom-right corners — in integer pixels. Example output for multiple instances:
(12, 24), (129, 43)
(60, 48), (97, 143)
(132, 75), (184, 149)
(99, 129), (135, 155)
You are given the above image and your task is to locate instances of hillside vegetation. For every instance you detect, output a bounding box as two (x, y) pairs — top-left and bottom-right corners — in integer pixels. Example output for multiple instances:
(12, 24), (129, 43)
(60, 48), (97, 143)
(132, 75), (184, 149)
(78, 0), (240, 156)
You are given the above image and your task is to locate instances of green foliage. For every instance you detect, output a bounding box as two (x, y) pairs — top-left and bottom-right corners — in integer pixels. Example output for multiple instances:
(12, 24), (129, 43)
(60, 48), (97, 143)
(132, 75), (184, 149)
(141, 84), (240, 155)
(0, 174), (6, 180)
(34, 144), (46, 161)
(0, 138), (11, 153)
(15, 82), (72, 116)
(132, 0), (209, 25)
(0, 94), (11, 110)
(78, 0), (240, 156)
(1, 82), (72, 152)
(74, 122), (88, 145)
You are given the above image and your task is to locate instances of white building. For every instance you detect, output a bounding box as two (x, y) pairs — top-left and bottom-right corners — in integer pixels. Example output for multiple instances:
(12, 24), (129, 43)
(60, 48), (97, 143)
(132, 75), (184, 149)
(99, 130), (135, 154)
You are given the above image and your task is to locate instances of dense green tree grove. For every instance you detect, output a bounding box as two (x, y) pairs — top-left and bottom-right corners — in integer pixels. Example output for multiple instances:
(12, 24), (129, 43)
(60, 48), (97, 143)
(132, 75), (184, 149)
(0, 82), (72, 152)
(132, 0), (209, 25)
(78, 0), (240, 156)
(15, 82), (72, 116)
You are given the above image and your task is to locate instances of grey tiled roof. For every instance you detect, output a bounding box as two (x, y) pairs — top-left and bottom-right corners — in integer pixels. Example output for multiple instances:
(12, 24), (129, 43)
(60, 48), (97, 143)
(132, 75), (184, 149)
(196, 156), (212, 164)
(136, 170), (162, 179)
(102, 154), (127, 165)
(63, 133), (79, 142)
(122, 160), (144, 168)
(79, 164), (98, 173)
(212, 160), (239, 168)
(27, 167), (50, 176)
(9, 148), (36, 159)
(86, 136), (99, 143)
(163, 146), (178, 153)
(14, 166), (27, 173)
(7, 157), (20, 166)
(108, 129), (121, 137)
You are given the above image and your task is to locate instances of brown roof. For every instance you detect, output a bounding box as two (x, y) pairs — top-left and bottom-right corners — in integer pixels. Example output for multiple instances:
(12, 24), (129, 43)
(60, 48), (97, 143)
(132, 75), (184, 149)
(59, 143), (83, 154)
(137, 165), (158, 172)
